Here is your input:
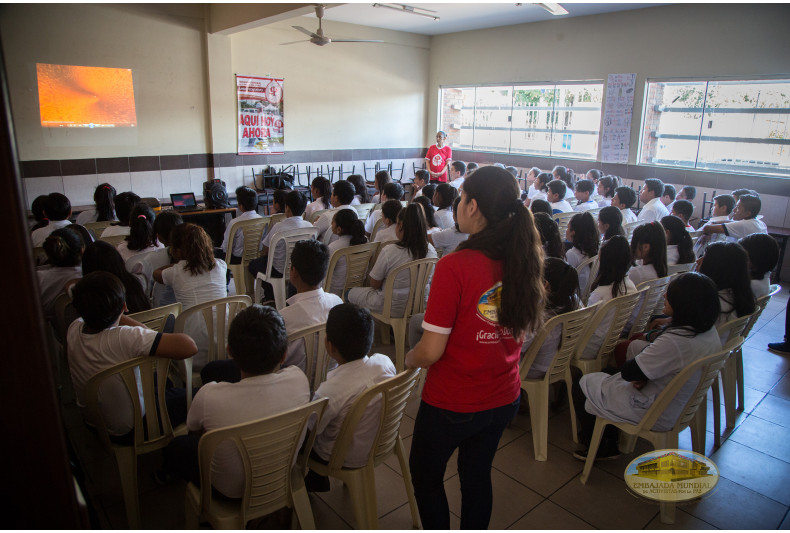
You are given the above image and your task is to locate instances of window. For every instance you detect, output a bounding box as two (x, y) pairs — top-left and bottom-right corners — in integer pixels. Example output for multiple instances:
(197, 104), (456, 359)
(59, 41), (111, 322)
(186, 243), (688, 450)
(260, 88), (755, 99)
(440, 82), (603, 160)
(639, 78), (790, 177)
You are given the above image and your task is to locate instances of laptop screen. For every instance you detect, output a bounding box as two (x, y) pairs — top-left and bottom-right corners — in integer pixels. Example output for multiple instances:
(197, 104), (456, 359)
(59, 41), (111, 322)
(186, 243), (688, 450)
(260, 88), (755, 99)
(170, 192), (197, 208)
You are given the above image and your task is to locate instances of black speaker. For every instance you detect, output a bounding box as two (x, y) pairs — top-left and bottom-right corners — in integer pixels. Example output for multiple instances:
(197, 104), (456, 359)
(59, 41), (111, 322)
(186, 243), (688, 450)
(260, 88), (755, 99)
(203, 179), (229, 209)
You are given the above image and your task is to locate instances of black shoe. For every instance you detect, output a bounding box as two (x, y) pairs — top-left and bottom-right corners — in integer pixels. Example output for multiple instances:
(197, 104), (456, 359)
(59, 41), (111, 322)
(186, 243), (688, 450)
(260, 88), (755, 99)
(572, 443), (620, 462)
(767, 341), (790, 355)
(304, 469), (330, 492)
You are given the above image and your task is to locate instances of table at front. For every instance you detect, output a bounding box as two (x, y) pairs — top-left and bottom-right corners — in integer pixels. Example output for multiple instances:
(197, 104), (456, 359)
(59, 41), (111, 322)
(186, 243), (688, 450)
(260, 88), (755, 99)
(172, 207), (236, 247)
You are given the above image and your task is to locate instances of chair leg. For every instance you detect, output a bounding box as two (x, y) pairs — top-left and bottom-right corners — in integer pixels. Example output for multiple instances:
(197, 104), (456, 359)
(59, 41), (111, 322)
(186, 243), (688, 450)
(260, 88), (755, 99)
(580, 418), (606, 484)
(345, 469), (379, 530)
(184, 486), (200, 530)
(690, 402), (707, 454)
(659, 501), (676, 525)
(711, 377), (722, 449)
(392, 320), (407, 372)
(113, 447), (140, 529)
(273, 279), (286, 310)
(395, 438), (421, 529)
(290, 470), (316, 530)
(564, 374), (578, 444)
(526, 385), (549, 461)
(722, 357), (737, 430)
(619, 432), (637, 454)
(735, 348), (745, 412)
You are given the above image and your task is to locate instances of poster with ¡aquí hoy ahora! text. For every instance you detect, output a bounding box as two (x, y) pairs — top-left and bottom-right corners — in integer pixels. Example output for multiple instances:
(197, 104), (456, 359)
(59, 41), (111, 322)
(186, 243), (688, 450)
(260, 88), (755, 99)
(237, 75), (284, 155)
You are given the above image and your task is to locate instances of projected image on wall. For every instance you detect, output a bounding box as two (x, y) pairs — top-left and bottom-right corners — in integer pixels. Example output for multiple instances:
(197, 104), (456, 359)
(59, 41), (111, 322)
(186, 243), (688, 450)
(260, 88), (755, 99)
(36, 63), (137, 128)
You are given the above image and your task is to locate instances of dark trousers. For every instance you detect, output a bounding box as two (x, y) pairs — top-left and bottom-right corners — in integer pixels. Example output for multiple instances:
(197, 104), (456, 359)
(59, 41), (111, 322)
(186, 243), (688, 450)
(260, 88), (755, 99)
(408, 398), (518, 530)
(247, 256), (296, 303)
(571, 366), (619, 446)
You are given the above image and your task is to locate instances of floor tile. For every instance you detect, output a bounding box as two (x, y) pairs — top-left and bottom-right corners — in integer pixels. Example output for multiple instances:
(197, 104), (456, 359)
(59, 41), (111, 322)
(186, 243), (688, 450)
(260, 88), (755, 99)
(445, 468), (543, 530)
(751, 393), (790, 428)
(398, 414), (415, 438)
(309, 493), (352, 530)
(383, 434), (458, 481)
(771, 374), (790, 401)
(729, 415), (790, 462)
(492, 434), (583, 497)
(507, 500), (594, 529)
(684, 477), (787, 529)
(644, 508), (717, 529)
(377, 502), (421, 530)
(712, 439), (790, 505)
(781, 510), (790, 529)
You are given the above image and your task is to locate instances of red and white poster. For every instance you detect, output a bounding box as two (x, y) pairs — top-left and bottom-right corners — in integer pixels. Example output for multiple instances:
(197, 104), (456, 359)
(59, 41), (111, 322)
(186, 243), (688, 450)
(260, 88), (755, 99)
(236, 75), (284, 155)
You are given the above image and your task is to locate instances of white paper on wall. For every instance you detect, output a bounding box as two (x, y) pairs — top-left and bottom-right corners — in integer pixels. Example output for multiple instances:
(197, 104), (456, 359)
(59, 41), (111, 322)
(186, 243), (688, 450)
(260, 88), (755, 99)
(601, 73), (637, 163)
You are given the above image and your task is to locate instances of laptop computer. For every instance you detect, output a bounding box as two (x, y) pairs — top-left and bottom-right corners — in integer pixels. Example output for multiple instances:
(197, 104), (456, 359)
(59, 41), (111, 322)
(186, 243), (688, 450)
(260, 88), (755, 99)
(170, 192), (204, 212)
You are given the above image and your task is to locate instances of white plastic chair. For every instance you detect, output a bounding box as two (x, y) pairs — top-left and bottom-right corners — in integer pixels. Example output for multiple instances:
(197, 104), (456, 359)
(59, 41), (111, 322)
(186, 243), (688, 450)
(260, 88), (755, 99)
(623, 221), (642, 241)
(353, 203), (375, 221)
(127, 302), (182, 332)
(125, 248), (171, 301)
(667, 262), (695, 275)
(576, 255), (600, 305)
(307, 208), (331, 224)
(225, 216), (272, 298)
(253, 227), (319, 309)
(323, 241), (379, 297)
(286, 323), (331, 394)
(553, 211), (576, 238)
(629, 276), (673, 337)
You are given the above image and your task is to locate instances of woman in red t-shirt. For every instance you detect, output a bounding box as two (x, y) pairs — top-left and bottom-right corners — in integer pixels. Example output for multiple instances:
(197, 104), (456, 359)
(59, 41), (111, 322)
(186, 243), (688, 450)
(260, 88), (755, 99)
(424, 130), (452, 183)
(406, 166), (545, 529)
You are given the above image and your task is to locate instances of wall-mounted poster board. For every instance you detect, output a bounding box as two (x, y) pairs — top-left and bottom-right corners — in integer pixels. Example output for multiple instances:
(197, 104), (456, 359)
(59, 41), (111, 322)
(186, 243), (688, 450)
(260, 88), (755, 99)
(237, 75), (284, 155)
(601, 73), (636, 163)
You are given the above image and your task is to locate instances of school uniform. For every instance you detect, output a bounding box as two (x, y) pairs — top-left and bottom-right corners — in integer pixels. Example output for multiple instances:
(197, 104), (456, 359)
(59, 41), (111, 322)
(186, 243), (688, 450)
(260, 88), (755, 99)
(595, 195), (611, 208)
(365, 208), (383, 234)
(220, 210), (262, 259)
(574, 199), (598, 212)
(449, 177), (465, 190)
(430, 227), (469, 257)
(434, 208), (455, 230)
(719, 217), (768, 240)
(31, 219), (72, 247)
(326, 235), (353, 295)
(279, 288), (343, 371)
(752, 275), (770, 298)
(566, 247), (592, 291)
(620, 208), (637, 224)
(532, 190), (548, 203)
(666, 245), (679, 266)
(637, 197), (669, 223)
(550, 200), (574, 214)
(350, 197), (361, 206)
(526, 184), (538, 199)
(522, 316), (562, 379)
(101, 225), (131, 238)
(412, 187), (424, 200)
(564, 188), (575, 201)
(304, 198), (329, 219)
(116, 241), (165, 264)
(76, 209), (118, 226)
(627, 263), (659, 287)
(262, 215), (314, 273)
(580, 278), (638, 360)
(373, 224), (398, 243)
(37, 265), (82, 317)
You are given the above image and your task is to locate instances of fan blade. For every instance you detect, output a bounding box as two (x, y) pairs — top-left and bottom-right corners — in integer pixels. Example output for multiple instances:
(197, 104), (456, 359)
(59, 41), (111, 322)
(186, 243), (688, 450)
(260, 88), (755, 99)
(328, 38), (384, 43)
(292, 25), (317, 38)
(280, 39), (310, 45)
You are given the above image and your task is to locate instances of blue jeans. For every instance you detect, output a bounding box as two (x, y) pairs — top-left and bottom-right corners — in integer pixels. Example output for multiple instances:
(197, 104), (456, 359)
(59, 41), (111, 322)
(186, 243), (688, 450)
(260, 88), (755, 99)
(409, 398), (519, 530)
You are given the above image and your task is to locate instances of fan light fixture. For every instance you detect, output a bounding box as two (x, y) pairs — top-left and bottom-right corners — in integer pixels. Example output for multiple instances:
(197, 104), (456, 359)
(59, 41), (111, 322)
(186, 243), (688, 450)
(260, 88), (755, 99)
(372, 3), (440, 21)
(531, 3), (569, 16)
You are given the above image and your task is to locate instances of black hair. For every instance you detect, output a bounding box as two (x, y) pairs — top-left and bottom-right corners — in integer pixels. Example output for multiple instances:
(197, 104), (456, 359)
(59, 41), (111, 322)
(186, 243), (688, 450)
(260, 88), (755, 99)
(534, 212), (565, 260)
(153, 211), (183, 246)
(45, 193), (71, 221)
(235, 186), (257, 212)
(662, 184), (676, 201)
(285, 190), (307, 217)
(434, 183), (458, 210)
(739, 233), (780, 280)
(547, 179), (567, 200)
(290, 239), (330, 287)
(543, 257), (580, 315)
(643, 178), (664, 198)
(614, 186), (637, 208)
(660, 215), (695, 264)
(459, 167), (546, 337)
(598, 206), (625, 240)
(681, 186), (696, 200)
(504, 165), (518, 177)
(553, 166), (575, 191)
(326, 303), (374, 362)
(113, 192), (141, 227)
(714, 194), (735, 215)
(530, 199), (552, 216)
(72, 271), (126, 331)
(347, 174), (370, 204)
(731, 188), (757, 201)
(413, 196), (439, 228)
(665, 272), (721, 335)
(272, 189), (287, 213)
(374, 170), (392, 196)
(631, 222), (668, 277)
(698, 242), (756, 318)
(396, 204), (429, 260)
(381, 199), (403, 225)
(81, 240), (151, 313)
(737, 195), (761, 219)
(586, 169), (603, 182)
(452, 160), (467, 176)
(382, 182), (404, 202)
(592, 235), (632, 299)
(452, 196), (462, 231)
(467, 162), (479, 172)
(333, 209), (367, 246)
(528, 167), (541, 179)
(332, 180), (356, 206)
(536, 172), (553, 192)
(421, 183), (437, 203)
(672, 199), (694, 222)
(125, 202), (157, 252)
(32, 195), (49, 223)
(575, 179), (594, 195)
(568, 212), (600, 257)
(227, 305), (288, 374)
(311, 176), (332, 210)
(44, 227), (84, 267)
(94, 183), (117, 222)
(598, 175), (619, 199)
(413, 169), (429, 184)
(64, 224), (94, 248)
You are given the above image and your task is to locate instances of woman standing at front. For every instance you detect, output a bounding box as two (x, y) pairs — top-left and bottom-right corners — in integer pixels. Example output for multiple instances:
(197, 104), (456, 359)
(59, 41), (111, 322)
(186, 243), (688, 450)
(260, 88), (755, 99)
(406, 166), (545, 529)
(424, 130), (452, 183)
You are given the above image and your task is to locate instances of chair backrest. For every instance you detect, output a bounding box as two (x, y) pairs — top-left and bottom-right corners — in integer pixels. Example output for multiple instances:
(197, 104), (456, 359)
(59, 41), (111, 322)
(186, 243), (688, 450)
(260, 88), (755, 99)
(326, 369), (420, 471)
(83, 356), (175, 452)
(586, 207), (602, 220)
(637, 337), (744, 434)
(100, 234), (126, 247)
(197, 398), (328, 525)
(743, 284), (781, 338)
(32, 245), (48, 266)
(128, 302), (182, 332)
(369, 240), (397, 272)
(287, 323), (330, 393)
(53, 292), (74, 344)
(630, 275), (673, 337)
(266, 227), (320, 284)
(308, 208), (330, 224)
(576, 255), (600, 304)
(369, 218), (384, 242)
(323, 242), (380, 296)
(226, 217), (272, 266)
(353, 203), (375, 221)
(717, 314), (751, 345)
(174, 295), (251, 365)
(553, 211), (576, 237)
(520, 305), (599, 382)
(667, 262), (695, 275)
(84, 220), (115, 239)
(575, 289), (646, 367)
(623, 221), (643, 241)
(270, 212), (286, 226)
(377, 257), (438, 320)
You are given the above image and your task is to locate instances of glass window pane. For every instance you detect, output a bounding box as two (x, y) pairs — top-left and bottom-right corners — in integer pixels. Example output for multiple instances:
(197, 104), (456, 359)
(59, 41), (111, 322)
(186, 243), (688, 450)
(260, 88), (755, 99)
(473, 86), (512, 152)
(640, 81), (706, 167)
(550, 84), (602, 159)
(440, 87), (475, 150)
(511, 85), (555, 156)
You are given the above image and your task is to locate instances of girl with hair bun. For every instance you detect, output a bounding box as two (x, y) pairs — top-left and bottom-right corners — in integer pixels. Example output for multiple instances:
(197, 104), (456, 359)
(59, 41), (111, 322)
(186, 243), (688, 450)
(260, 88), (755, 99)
(38, 227), (84, 316)
(117, 202), (163, 262)
(76, 183), (118, 225)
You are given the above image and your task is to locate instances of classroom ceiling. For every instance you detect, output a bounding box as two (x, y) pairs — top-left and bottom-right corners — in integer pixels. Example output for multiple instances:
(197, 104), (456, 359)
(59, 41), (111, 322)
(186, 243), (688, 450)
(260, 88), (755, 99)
(309, 3), (669, 36)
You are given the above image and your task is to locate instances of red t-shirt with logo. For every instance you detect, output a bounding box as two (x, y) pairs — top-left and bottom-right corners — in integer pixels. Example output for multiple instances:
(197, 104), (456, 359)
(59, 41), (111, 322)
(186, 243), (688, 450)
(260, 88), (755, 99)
(425, 144), (452, 182)
(421, 249), (522, 412)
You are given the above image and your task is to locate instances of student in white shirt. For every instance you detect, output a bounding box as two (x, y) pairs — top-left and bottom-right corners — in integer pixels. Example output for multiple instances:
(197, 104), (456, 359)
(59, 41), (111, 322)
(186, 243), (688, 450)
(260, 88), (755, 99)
(304, 176), (332, 220)
(553, 165), (576, 201)
(433, 183), (458, 230)
(677, 185), (696, 203)
(116, 202), (164, 263)
(75, 183), (118, 225)
(694, 194), (736, 257)
(371, 170), (392, 204)
(315, 180), (358, 244)
(696, 242), (756, 331)
(612, 186), (638, 224)
(739, 233), (779, 299)
(305, 303), (396, 492)
(448, 160), (466, 190)
(100, 192), (140, 238)
(413, 196), (441, 234)
(31, 192), (73, 247)
(702, 195), (768, 241)
(637, 179), (669, 223)
(546, 179), (574, 214)
(327, 209), (369, 295)
(131, 211), (182, 308)
(565, 212), (600, 292)
(410, 169), (429, 201)
(37, 227), (83, 317)
(628, 221), (669, 286)
(81, 240), (152, 315)
(597, 206), (625, 242)
(428, 197), (469, 256)
(573, 179), (598, 212)
(670, 200), (695, 230)
(364, 182), (404, 237)
(661, 184), (676, 213)
(660, 215), (695, 266)
(595, 175), (619, 208)
(347, 174), (371, 205)
(523, 167), (541, 200)
(524, 171), (552, 208)
(373, 200), (402, 243)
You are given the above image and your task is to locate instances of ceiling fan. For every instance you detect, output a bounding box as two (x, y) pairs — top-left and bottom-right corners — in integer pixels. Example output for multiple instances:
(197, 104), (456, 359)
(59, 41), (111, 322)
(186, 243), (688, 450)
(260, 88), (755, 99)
(284, 5), (384, 46)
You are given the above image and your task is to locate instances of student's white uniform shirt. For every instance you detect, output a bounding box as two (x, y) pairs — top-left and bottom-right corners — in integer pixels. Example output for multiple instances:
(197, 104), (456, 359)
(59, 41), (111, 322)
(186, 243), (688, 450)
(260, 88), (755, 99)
(365, 208), (383, 234)
(666, 245), (680, 266)
(263, 216), (314, 272)
(373, 223), (398, 244)
(37, 265), (82, 317)
(627, 263), (659, 287)
(620, 208), (637, 224)
(526, 184), (538, 199)
(532, 191), (548, 203)
(412, 188), (424, 200)
(326, 235), (353, 294)
(431, 227), (469, 257)
(188, 366), (310, 499)
(637, 197), (669, 223)
(313, 354), (396, 466)
(751, 276), (770, 299)
(574, 200), (598, 212)
(350, 196), (361, 206)
(449, 177), (464, 190)
(76, 209), (118, 226)
(566, 247), (592, 291)
(564, 188), (575, 200)
(67, 319), (159, 436)
(315, 205), (354, 244)
(720, 218), (768, 241)
(101, 225), (131, 238)
(221, 210), (262, 258)
(580, 326), (721, 431)
(596, 196), (611, 208)
(550, 200), (574, 214)
(116, 241), (165, 264)
(279, 288), (343, 370)
(581, 278), (638, 360)
(32, 219), (72, 247)
(434, 208), (455, 230)
(304, 198), (329, 219)
(522, 315), (562, 379)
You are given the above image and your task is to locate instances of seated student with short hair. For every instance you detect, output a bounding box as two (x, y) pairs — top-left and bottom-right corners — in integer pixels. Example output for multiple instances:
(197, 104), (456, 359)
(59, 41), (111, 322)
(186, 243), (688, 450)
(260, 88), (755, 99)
(466, 162), (479, 175)
(530, 199), (552, 216)
(68, 271), (197, 440)
(637, 179), (669, 223)
(374, 200), (402, 243)
(546, 179), (573, 214)
(433, 183), (458, 230)
(661, 184), (676, 210)
(670, 199), (694, 230)
(428, 197), (469, 257)
(306, 303), (397, 492)
(30, 195), (50, 232)
(162, 304), (310, 498)
(411, 169), (429, 201)
(710, 194), (735, 223)
(739, 233), (779, 298)
(420, 183), (437, 206)
(314, 180), (358, 244)
(272, 188), (288, 213)
(365, 182), (404, 236)
(702, 194), (767, 240)
(32, 192), (72, 247)
(101, 191), (141, 238)
(732, 188), (758, 202)
(81, 240), (151, 315)
(612, 186), (638, 224)
(573, 179), (597, 212)
(218, 186), (261, 265)
(678, 185), (696, 202)
(449, 160), (466, 190)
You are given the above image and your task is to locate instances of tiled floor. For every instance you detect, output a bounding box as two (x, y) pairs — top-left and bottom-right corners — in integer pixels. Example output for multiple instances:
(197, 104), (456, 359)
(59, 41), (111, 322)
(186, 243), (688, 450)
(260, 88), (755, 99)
(62, 287), (790, 529)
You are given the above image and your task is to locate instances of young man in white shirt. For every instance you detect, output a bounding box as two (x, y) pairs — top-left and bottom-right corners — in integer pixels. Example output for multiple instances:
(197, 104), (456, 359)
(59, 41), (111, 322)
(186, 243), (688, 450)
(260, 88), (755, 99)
(670, 199), (695, 230)
(410, 169), (429, 201)
(219, 186), (261, 264)
(612, 186), (638, 224)
(702, 194), (767, 240)
(573, 179), (597, 212)
(31, 192), (73, 247)
(314, 180), (357, 244)
(637, 178), (669, 223)
(661, 184), (676, 213)
(448, 160), (466, 190)
(364, 182), (404, 237)
(546, 179), (573, 214)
